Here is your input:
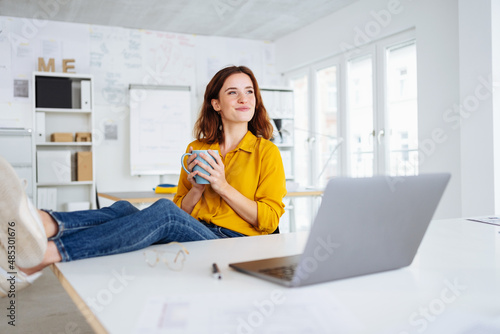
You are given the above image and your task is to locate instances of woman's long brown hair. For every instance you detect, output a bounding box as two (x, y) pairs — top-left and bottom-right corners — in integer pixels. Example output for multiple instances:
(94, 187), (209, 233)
(193, 66), (273, 143)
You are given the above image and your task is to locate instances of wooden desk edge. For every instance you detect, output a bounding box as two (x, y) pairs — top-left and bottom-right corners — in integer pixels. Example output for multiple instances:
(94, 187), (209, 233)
(286, 190), (323, 197)
(98, 192), (174, 203)
(50, 264), (108, 334)
(97, 192), (122, 202)
(98, 190), (322, 203)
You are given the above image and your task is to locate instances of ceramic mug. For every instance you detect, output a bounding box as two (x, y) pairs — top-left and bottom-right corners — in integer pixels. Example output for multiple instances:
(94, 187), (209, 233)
(180, 150), (218, 184)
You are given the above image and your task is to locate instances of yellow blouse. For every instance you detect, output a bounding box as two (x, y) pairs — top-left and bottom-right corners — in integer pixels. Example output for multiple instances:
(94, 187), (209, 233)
(173, 131), (286, 236)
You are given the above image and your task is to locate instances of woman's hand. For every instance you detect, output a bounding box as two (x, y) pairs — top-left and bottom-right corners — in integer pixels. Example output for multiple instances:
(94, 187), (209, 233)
(195, 149), (258, 227)
(185, 147), (206, 191)
(196, 149), (229, 195)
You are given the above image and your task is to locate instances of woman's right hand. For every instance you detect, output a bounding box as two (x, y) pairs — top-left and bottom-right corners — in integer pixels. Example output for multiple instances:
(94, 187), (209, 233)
(186, 147), (206, 191)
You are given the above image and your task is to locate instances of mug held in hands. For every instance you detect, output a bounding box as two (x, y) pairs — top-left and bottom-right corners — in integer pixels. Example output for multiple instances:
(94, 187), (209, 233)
(181, 150), (218, 184)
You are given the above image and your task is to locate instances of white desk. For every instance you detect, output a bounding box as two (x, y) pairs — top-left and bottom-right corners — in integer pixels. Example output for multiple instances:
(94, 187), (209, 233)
(51, 218), (500, 333)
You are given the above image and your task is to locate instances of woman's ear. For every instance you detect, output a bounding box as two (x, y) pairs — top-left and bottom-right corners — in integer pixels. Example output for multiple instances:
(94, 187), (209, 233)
(211, 99), (220, 112)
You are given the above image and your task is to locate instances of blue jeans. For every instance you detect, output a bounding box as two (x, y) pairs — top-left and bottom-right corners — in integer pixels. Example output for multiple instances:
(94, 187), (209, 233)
(46, 199), (245, 262)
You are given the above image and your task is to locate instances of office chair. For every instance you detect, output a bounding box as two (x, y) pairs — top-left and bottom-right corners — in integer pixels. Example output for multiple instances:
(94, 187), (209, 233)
(95, 186), (101, 209)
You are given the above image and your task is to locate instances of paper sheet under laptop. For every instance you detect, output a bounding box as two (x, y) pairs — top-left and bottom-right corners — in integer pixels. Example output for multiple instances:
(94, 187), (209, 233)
(467, 217), (500, 226)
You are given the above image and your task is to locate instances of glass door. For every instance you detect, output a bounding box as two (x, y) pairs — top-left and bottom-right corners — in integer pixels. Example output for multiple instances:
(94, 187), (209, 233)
(315, 65), (340, 187)
(385, 40), (418, 176)
(345, 39), (417, 177)
(346, 55), (375, 177)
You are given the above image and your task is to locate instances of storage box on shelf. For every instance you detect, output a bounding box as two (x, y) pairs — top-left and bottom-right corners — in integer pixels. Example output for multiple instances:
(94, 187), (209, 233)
(33, 72), (95, 211)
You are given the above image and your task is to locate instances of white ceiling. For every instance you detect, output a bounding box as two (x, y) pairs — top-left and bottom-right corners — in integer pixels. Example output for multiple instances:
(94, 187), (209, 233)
(0, 0), (357, 40)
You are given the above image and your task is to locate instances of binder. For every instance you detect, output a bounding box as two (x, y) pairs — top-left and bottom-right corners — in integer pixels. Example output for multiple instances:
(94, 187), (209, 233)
(71, 80), (81, 108)
(38, 187), (57, 211)
(35, 112), (45, 143)
(81, 80), (91, 110)
(46, 188), (57, 211)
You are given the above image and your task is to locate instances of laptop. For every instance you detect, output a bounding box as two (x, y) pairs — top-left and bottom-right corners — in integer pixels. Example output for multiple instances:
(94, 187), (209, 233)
(229, 173), (450, 287)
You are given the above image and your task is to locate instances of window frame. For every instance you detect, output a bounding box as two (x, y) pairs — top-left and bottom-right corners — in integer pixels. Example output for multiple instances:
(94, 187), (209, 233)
(284, 29), (417, 182)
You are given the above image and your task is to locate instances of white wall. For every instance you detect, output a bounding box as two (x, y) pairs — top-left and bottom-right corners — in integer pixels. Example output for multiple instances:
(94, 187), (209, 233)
(275, 0), (465, 219)
(492, 0), (500, 215)
(0, 16), (281, 193)
(3, 1), (498, 218)
(458, 0), (499, 217)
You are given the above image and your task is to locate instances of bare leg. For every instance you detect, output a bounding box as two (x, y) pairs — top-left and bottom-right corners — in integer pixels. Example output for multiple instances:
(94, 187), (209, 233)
(19, 241), (62, 276)
(39, 209), (58, 239)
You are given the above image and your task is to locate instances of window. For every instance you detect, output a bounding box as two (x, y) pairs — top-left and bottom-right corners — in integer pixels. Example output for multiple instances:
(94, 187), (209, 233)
(285, 31), (417, 190)
(316, 65), (340, 187)
(347, 55), (374, 177)
(386, 40), (418, 176)
(290, 74), (313, 232)
(290, 74), (310, 186)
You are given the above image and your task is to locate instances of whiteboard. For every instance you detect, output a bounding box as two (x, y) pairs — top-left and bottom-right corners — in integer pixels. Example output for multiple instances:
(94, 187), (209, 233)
(129, 85), (191, 175)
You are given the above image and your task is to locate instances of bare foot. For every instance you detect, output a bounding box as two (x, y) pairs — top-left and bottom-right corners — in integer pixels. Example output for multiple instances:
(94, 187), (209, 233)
(18, 242), (62, 276)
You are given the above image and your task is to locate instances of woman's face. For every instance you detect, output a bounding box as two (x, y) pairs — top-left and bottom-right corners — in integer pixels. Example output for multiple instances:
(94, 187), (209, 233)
(211, 73), (256, 126)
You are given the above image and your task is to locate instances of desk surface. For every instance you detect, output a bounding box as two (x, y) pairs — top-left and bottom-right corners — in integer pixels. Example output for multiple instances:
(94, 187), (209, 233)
(52, 218), (500, 333)
(98, 188), (323, 204)
(98, 191), (175, 203)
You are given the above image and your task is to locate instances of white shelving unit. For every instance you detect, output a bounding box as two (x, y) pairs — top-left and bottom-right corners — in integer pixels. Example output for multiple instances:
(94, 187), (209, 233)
(261, 87), (295, 232)
(33, 72), (96, 211)
(261, 87), (295, 179)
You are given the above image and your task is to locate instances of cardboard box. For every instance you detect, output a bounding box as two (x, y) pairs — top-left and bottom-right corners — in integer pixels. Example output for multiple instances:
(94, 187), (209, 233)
(37, 151), (72, 183)
(75, 132), (92, 142)
(51, 132), (73, 142)
(77, 151), (93, 181)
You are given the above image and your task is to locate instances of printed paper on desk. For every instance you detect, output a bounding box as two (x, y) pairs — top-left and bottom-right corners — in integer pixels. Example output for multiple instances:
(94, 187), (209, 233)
(136, 297), (190, 334)
(135, 289), (363, 334)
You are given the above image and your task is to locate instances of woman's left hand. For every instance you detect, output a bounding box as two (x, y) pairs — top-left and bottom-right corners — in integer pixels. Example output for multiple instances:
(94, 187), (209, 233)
(196, 149), (229, 195)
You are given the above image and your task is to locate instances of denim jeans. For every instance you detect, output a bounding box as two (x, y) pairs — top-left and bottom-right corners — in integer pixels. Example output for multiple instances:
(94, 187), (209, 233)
(46, 199), (245, 262)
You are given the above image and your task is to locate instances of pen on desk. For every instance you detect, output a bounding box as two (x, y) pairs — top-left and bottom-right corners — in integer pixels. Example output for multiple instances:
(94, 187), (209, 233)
(212, 262), (222, 280)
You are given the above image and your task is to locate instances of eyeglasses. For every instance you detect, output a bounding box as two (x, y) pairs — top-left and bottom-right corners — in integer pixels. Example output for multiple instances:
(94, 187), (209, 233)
(143, 242), (190, 271)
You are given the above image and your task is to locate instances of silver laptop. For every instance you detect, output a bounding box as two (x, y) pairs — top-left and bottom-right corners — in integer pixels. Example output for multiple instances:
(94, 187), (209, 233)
(229, 174), (450, 287)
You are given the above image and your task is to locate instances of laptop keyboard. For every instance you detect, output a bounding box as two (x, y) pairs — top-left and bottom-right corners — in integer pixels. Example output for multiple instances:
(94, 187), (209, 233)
(259, 264), (297, 281)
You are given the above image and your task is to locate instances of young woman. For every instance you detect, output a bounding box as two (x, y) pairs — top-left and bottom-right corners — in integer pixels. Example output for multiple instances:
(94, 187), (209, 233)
(0, 66), (286, 296)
